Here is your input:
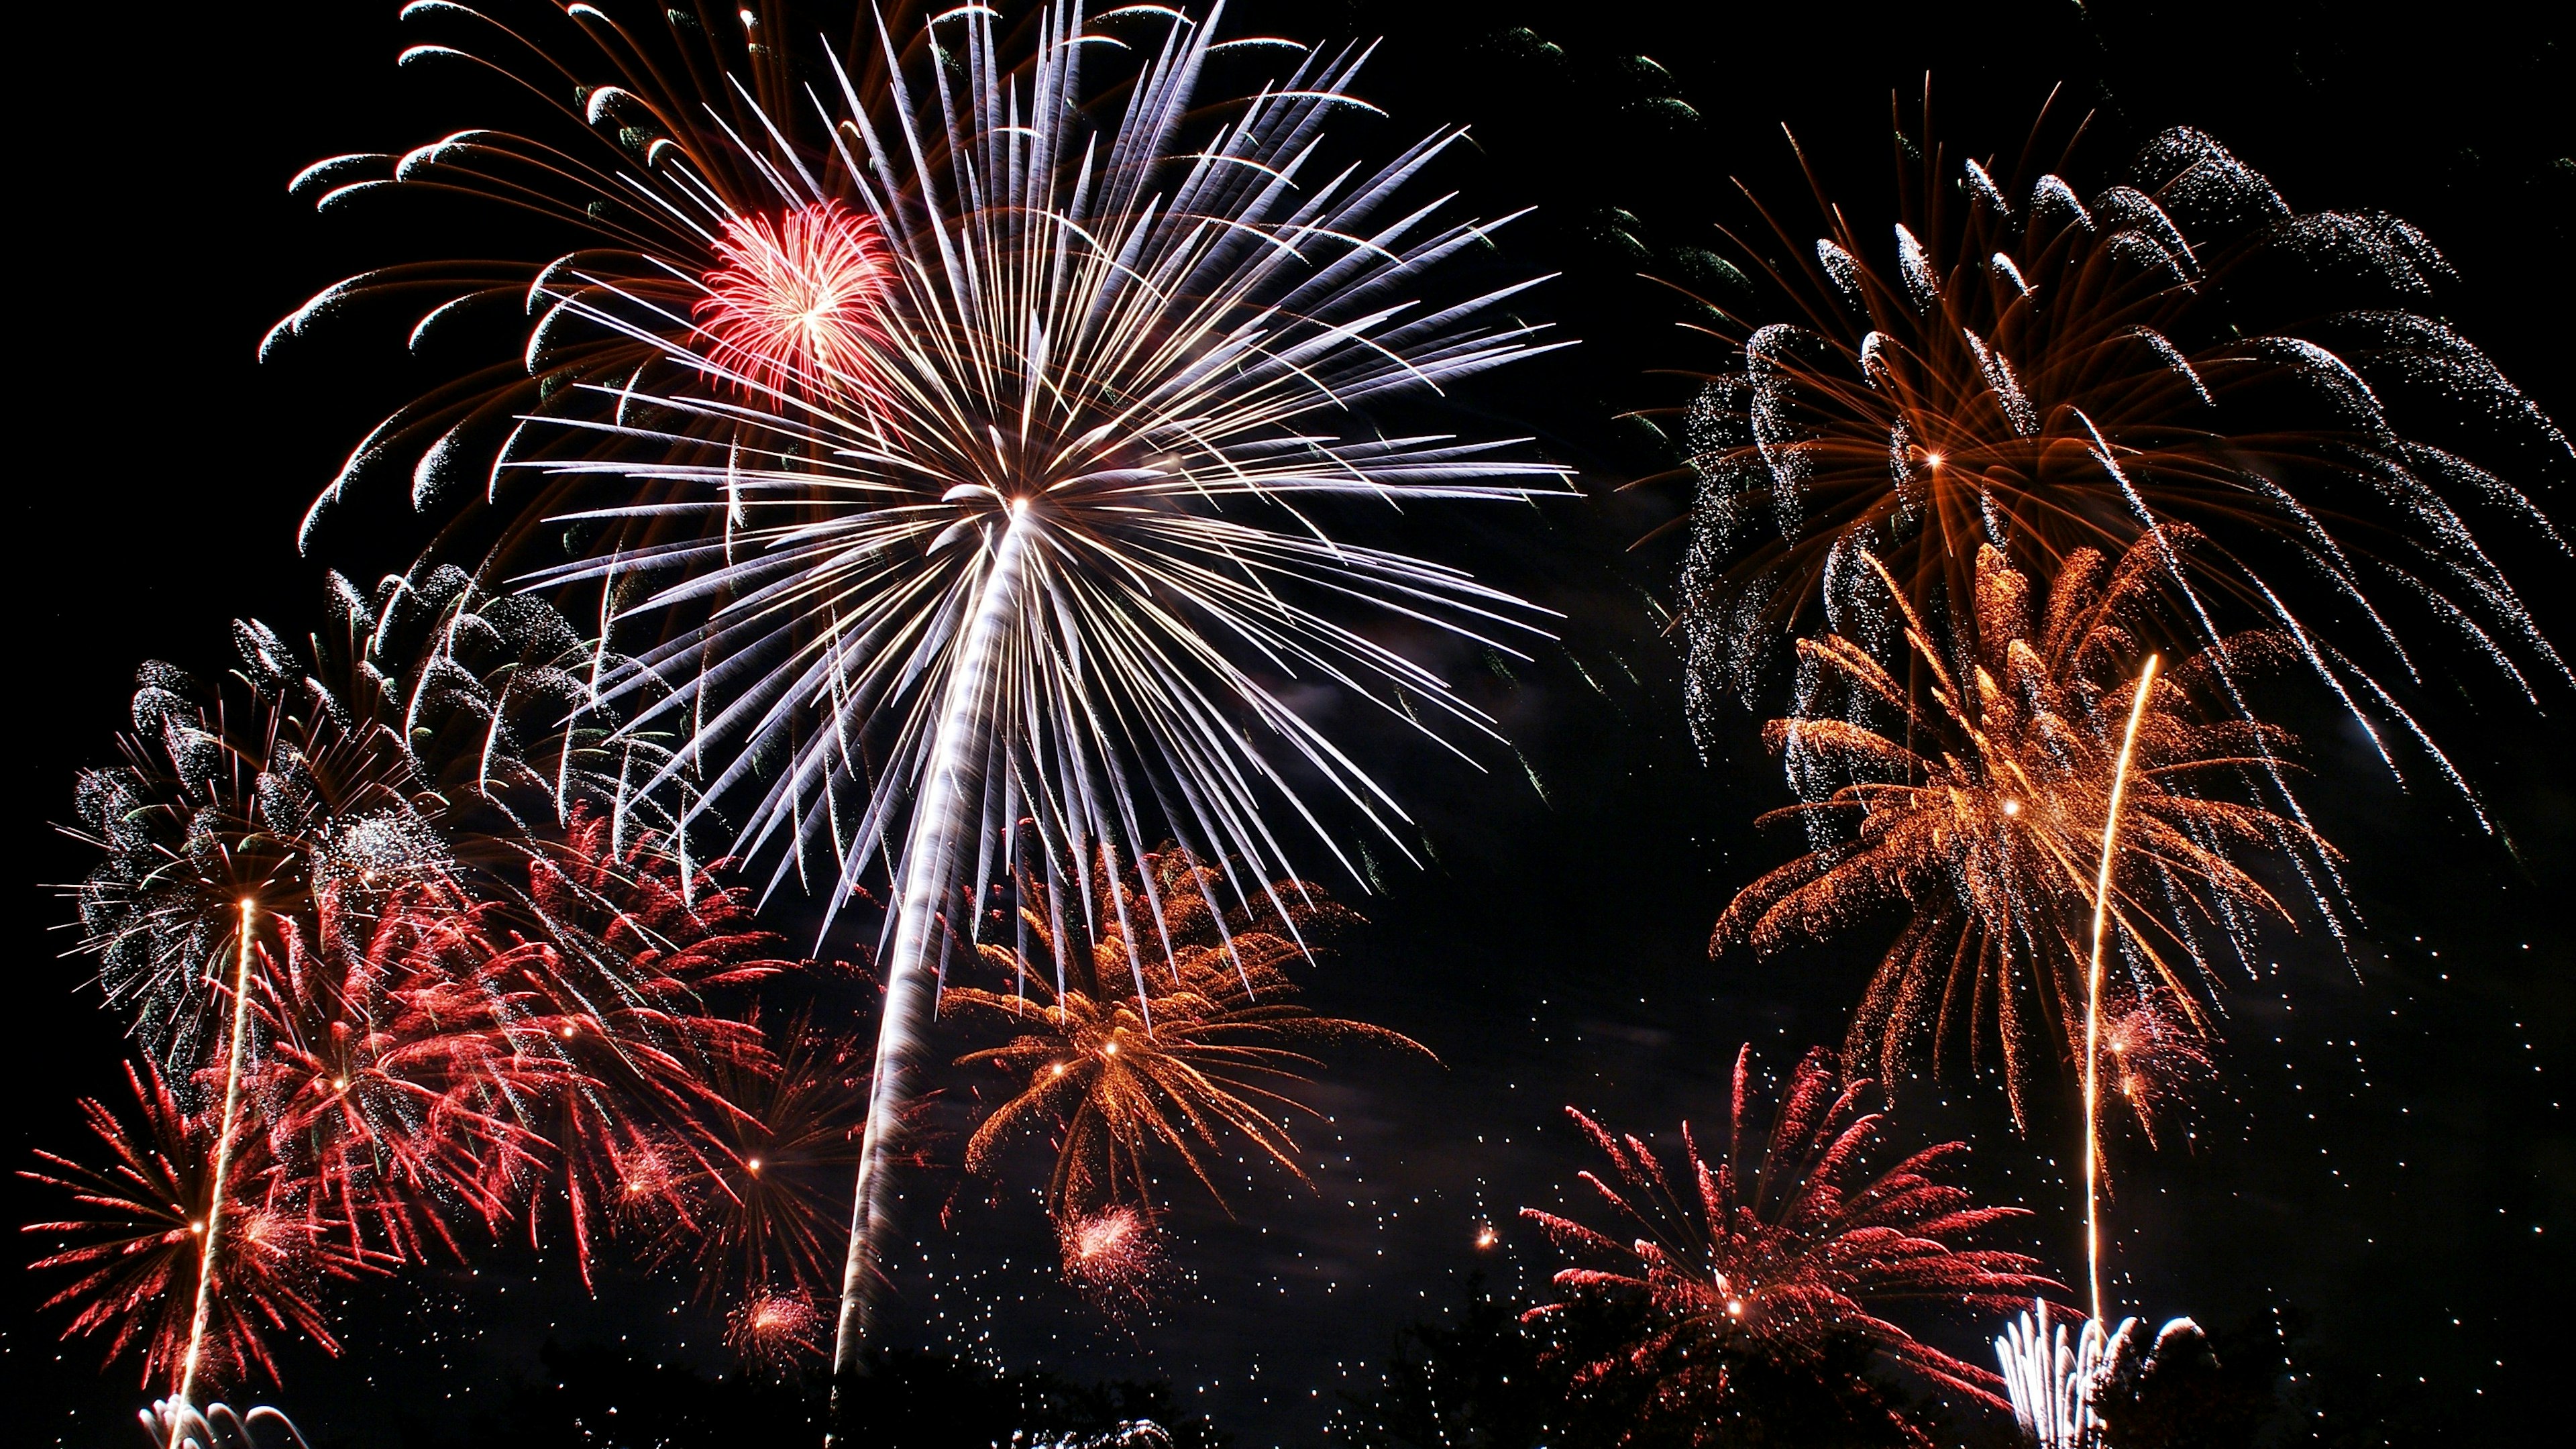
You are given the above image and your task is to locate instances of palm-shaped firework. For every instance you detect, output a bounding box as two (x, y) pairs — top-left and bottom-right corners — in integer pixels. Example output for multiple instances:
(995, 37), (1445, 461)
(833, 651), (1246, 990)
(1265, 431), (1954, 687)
(275, 1), (1566, 1360)
(1713, 530), (2335, 1126)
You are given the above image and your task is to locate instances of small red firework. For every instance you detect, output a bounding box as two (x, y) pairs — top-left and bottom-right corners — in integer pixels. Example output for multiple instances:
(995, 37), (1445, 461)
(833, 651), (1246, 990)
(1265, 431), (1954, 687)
(724, 1289), (824, 1370)
(694, 199), (896, 399)
(1521, 1046), (2058, 1442)
(2098, 997), (2217, 1148)
(655, 1010), (869, 1308)
(21, 1061), (373, 1391)
(1058, 1204), (1165, 1313)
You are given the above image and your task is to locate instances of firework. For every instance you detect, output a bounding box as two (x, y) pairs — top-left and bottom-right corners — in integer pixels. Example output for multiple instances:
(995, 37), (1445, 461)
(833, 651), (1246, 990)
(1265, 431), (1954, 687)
(376, 809), (788, 1281)
(725, 1289), (828, 1371)
(1994, 1301), (2112, 1449)
(142, 1397), (315, 1449)
(1678, 107), (2567, 813)
(1521, 1046), (2055, 1438)
(695, 199), (898, 401)
(1712, 531), (2334, 1126)
(68, 661), (429, 1067)
(67, 567), (705, 1069)
(277, 3), (1564, 1360)
(21, 1062), (372, 1390)
(657, 1009), (871, 1311)
(1057, 1204), (1167, 1314)
(946, 846), (1427, 1218)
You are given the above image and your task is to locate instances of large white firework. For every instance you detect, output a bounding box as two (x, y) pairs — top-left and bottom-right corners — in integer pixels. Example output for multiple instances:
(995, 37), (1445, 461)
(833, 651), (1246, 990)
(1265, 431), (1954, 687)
(282, 1), (1568, 1364)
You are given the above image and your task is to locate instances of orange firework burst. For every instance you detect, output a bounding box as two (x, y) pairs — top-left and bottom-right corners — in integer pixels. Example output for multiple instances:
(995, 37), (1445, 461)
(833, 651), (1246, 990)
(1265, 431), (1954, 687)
(947, 846), (1426, 1218)
(1713, 530), (2335, 1126)
(1058, 1203), (1167, 1314)
(1521, 1047), (2055, 1442)
(1675, 105), (2565, 803)
(21, 1062), (375, 1390)
(695, 199), (896, 399)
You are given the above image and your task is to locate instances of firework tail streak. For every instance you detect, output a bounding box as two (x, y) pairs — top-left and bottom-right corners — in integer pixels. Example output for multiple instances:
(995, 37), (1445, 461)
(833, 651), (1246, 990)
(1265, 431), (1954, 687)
(834, 500), (1033, 1371)
(178, 901), (258, 1406)
(2084, 655), (2159, 1328)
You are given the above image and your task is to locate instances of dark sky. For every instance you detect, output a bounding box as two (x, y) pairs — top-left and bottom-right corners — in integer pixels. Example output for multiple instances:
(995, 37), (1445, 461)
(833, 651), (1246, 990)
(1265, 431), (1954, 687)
(7, 1), (2571, 1444)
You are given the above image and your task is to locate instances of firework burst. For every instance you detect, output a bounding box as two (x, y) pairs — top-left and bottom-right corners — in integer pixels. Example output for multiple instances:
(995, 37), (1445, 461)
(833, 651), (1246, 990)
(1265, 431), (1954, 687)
(656, 1009), (871, 1311)
(1678, 104), (2567, 815)
(947, 846), (1427, 1219)
(724, 1289), (827, 1371)
(695, 199), (897, 401)
(1057, 1203), (1168, 1316)
(1712, 531), (2333, 1126)
(21, 1062), (373, 1390)
(1521, 1046), (2056, 1441)
(276, 2), (1564, 1358)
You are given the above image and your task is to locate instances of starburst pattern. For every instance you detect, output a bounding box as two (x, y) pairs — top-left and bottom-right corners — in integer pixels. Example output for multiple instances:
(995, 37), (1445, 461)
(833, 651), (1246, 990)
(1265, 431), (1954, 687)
(947, 846), (1427, 1220)
(1712, 531), (2333, 1124)
(1679, 109), (2568, 816)
(695, 199), (896, 400)
(21, 1062), (373, 1389)
(1521, 1046), (2055, 1442)
(274, 5), (1564, 1356)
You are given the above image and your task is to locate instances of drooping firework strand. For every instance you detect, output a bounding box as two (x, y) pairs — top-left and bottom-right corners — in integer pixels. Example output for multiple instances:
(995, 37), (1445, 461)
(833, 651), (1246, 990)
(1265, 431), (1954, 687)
(1678, 103), (2568, 821)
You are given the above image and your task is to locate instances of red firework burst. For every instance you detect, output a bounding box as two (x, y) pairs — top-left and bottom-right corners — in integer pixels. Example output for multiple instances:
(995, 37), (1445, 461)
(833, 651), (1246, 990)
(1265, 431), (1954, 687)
(694, 199), (896, 399)
(724, 1289), (825, 1370)
(1057, 1203), (1166, 1313)
(21, 1061), (374, 1390)
(1521, 1046), (2057, 1440)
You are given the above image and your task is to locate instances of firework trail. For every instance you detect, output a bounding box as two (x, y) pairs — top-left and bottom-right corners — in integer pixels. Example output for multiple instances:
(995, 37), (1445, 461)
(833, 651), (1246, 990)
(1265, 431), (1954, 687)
(273, 2), (1566, 1360)
(1521, 1046), (2056, 1440)
(1713, 531), (2334, 1126)
(2080, 653), (2157, 1327)
(1678, 101), (2568, 818)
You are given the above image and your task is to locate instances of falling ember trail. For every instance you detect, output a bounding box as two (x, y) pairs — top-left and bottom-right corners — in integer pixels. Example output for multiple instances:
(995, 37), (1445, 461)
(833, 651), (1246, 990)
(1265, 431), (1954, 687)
(180, 901), (258, 1405)
(833, 504), (1032, 1375)
(2084, 655), (2159, 1326)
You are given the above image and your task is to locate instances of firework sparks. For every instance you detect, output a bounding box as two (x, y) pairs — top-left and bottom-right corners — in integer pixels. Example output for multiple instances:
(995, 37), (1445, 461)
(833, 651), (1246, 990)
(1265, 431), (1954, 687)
(1057, 1205), (1167, 1314)
(695, 200), (896, 400)
(947, 846), (1428, 1219)
(21, 1062), (370, 1391)
(1521, 1046), (2057, 1438)
(1713, 531), (2334, 1126)
(276, 3), (1565, 1361)
(1678, 108), (2568, 815)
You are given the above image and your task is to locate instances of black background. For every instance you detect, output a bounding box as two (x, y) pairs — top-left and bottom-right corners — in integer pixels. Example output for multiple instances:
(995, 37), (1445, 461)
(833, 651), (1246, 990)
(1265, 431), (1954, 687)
(7, 2), (2570, 1444)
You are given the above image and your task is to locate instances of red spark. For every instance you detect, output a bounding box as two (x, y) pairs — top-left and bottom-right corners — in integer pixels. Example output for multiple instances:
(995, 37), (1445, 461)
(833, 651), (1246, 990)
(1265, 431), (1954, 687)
(1521, 1046), (2059, 1442)
(694, 199), (895, 400)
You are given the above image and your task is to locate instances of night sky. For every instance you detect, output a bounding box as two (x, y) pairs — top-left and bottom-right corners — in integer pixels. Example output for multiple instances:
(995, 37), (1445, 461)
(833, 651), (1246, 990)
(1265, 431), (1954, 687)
(7, 2), (2570, 1445)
